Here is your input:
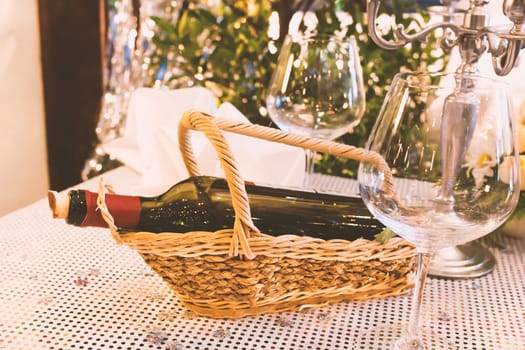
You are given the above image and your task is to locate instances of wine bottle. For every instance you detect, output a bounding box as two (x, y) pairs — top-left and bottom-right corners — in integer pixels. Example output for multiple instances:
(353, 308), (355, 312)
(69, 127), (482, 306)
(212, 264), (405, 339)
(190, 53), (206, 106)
(49, 176), (384, 241)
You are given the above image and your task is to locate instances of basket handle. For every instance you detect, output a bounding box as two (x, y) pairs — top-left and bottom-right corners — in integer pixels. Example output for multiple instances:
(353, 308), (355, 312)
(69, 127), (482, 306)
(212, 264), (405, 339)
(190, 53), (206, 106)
(178, 110), (395, 260)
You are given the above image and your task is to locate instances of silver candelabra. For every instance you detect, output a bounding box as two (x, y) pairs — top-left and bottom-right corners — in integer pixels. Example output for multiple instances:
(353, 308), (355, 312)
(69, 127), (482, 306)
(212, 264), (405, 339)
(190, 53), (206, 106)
(368, 0), (525, 75)
(367, 0), (525, 278)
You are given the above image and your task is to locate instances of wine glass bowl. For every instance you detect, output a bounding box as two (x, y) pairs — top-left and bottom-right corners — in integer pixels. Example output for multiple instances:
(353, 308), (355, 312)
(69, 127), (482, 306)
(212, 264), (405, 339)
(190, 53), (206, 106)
(266, 34), (366, 183)
(356, 71), (520, 349)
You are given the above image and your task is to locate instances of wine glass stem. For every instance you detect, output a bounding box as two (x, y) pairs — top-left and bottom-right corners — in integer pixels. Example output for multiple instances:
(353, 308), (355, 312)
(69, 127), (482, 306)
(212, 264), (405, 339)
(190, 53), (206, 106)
(395, 252), (433, 350)
(303, 149), (317, 188)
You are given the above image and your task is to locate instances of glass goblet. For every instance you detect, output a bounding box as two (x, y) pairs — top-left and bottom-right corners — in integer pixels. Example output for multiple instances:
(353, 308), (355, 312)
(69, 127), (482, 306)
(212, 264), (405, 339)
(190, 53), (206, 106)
(356, 71), (520, 349)
(266, 34), (366, 187)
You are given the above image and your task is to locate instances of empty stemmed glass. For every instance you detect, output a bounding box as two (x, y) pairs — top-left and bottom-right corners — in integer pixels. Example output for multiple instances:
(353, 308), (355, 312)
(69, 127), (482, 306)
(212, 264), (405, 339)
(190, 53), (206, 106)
(266, 34), (366, 187)
(356, 71), (520, 349)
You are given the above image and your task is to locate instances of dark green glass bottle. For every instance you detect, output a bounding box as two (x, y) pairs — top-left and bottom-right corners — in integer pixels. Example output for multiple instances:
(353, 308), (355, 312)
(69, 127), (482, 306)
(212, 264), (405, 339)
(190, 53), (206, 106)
(50, 176), (384, 240)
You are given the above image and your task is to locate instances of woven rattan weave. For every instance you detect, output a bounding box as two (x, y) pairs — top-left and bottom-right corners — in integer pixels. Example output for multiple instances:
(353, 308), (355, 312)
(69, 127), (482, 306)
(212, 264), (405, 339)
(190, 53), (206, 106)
(97, 110), (416, 318)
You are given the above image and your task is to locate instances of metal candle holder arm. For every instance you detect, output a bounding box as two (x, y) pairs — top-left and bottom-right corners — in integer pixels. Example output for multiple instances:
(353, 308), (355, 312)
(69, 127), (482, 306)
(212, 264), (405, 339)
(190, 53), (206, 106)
(367, 0), (525, 76)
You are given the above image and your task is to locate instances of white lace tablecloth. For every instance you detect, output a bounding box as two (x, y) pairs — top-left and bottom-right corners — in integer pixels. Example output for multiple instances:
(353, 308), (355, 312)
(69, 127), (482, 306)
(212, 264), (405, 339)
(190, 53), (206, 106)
(0, 168), (524, 350)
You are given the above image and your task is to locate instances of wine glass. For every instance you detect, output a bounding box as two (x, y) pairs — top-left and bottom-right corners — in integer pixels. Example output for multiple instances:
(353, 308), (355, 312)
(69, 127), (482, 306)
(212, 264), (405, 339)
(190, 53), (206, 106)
(266, 34), (366, 187)
(356, 71), (520, 349)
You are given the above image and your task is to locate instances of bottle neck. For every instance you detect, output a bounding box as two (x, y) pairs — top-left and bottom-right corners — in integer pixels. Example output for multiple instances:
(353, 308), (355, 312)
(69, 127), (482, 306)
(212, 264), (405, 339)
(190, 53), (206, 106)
(68, 190), (141, 228)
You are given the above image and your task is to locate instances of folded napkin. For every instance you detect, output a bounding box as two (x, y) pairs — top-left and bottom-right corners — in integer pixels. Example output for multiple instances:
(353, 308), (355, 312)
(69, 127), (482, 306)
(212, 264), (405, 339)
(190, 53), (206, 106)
(104, 87), (305, 194)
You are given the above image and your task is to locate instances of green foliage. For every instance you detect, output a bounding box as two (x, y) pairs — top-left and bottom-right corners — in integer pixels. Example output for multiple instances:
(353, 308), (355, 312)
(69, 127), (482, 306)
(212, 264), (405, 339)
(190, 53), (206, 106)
(151, 0), (275, 125)
(150, 0), (446, 176)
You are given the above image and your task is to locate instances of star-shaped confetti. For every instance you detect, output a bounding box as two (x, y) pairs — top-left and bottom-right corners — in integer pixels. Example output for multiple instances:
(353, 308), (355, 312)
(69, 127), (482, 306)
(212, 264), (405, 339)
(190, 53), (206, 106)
(317, 311), (332, 321)
(88, 268), (101, 276)
(146, 292), (166, 302)
(212, 327), (230, 339)
(470, 281), (481, 290)
(437, 311), (451, 322)
(158, 310), (177, 322)
(164, 340), (184, 350)
(38, 295), (54, 305)
(74, 277), (88, 287)
(145, 328), (168, 345)
(275, 316), (294, 328)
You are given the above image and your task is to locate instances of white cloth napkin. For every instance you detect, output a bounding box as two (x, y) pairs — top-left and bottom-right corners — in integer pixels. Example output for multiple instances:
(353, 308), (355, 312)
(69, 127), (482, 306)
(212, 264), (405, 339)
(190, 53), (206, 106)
(104, 87), (305, 194)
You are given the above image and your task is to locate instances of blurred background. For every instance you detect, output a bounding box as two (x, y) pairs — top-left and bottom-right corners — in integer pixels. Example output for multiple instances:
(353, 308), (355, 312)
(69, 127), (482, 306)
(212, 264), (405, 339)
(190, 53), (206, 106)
(1, 0), (103, 216)
(1, 0), (521, 216)
(0, 0), (438, 216)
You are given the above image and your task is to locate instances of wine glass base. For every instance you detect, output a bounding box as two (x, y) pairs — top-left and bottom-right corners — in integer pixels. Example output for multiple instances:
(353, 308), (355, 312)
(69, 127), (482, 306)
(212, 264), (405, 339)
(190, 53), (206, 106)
(428, 241), (495, 279)
(353, 324), (457, 350)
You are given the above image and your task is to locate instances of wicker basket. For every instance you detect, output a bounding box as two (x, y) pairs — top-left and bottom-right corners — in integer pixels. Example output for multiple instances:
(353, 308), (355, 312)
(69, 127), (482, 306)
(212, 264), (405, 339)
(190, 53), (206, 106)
(97, 110), (416, 318)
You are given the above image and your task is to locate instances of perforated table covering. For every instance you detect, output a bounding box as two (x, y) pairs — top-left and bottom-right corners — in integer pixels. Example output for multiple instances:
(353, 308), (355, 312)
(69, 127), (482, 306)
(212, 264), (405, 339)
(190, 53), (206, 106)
(1, 168), (524, 350)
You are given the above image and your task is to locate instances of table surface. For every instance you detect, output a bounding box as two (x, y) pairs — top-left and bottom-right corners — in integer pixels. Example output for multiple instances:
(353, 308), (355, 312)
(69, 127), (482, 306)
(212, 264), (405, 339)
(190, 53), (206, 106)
(1, 167), (524, 350)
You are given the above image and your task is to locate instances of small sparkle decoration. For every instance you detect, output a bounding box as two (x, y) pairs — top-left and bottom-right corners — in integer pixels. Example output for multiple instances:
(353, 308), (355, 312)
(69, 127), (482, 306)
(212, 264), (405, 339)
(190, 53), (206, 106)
(470, 281), (481, 290)
(437, 311), (451, 322)
(275, 316), (294, 328)
(88, 268), (101, 277)
(74, 278), (88, 286)
(74, 271), (88, 287)
(212, 327), (230, 339)
(145, 327), (169, 345)
(165, 340), (184, 350)
(181, 310), (197, 319)
(146, 292), (166, 302)
(317, 311), (332, 321)
(29, 272), (48, 280)
(158, 310), (177, 322)
(129, 286), (149, 299)
(38, 294), (54, 305)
